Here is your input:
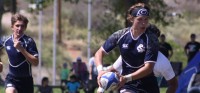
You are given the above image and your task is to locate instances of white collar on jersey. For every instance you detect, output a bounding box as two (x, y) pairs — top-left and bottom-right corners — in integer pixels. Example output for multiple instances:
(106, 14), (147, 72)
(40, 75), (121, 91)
(12, 34), (25, 42)
(129, 27), (144, 40)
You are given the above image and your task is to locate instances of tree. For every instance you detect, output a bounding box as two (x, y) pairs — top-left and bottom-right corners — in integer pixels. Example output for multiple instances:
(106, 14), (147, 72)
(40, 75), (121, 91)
(11, 0), (17, 14)
(0, 0), (17, 34)
(91, 0), (170, 64)
(33, 0), (79, 43)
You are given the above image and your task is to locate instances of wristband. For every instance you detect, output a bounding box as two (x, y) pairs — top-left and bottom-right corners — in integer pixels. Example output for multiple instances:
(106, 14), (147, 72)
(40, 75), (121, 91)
(124, 74), (132, 83)
(97, 87), (105, 93)
(97, 65), (103, 72)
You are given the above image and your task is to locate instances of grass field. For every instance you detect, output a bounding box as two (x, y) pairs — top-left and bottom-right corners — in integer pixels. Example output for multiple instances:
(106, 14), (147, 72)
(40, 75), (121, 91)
(0, 86), (167, 93)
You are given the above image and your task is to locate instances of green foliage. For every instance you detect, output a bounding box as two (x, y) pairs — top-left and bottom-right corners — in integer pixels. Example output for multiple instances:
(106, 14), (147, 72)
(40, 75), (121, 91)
(3, 0), (12, 7)
(149, 0), (169, 25)
(33, 0), (53, 10)
(23, 24), (72, 68)
(158, 17), (200, 68)
(168, 40), (187, 68)
(68, 10), (87, 28)
(0, 86), (4, 93)
(103, 48), (120, 65)
(90, 0), (171, 64)
(64, 0), (79, 4)
(91, 13), (123, 64)
(108, 0), (169, 26)
(92, 13), (123, 40)
(36, 38), (71, 68)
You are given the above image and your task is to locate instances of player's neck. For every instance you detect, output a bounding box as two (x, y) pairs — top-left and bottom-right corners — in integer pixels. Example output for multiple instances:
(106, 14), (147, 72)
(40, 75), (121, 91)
(131, 28), (144, 38)
(13, 35), (20, 40)
(13, 34), (24, 40)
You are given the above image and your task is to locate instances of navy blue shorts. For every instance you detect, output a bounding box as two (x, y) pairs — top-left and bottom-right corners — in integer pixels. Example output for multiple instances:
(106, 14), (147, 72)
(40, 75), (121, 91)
(5, 74), (34, 93)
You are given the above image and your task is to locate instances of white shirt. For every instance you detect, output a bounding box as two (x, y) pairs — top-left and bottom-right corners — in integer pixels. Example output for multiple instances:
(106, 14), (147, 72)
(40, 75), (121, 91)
(112, 51), (175, 81)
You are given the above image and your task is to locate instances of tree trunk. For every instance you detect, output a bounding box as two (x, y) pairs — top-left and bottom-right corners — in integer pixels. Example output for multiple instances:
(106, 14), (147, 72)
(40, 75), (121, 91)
(11, 0), (17, 14)
(57, 0), (62, 43)
(0, 0), (4, 33)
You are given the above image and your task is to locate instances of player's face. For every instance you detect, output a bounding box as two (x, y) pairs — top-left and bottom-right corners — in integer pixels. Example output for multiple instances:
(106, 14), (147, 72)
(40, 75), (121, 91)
(191, 36), (196, 41)
(132, 16), (149, 31)
(11, 21), (26, 38)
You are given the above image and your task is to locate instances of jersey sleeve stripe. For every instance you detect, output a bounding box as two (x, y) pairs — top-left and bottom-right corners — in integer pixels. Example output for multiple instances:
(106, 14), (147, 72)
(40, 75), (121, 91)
(101, 47), (109, 54)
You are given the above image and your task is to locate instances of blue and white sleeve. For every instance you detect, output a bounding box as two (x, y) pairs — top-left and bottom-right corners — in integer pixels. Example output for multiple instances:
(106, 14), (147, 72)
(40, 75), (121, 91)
(27, 38), (39, 57)
(102, 28), (128, 53)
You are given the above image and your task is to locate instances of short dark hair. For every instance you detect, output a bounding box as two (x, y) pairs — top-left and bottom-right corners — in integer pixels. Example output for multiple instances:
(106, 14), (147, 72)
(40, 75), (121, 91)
(42, 77), (49, 83)
(11, 13), (29, 28)
(76, 57), (82, 62)
(70, 75), (77, 79)
(160, 34), (165, 38)
(191, 33), (196, 38)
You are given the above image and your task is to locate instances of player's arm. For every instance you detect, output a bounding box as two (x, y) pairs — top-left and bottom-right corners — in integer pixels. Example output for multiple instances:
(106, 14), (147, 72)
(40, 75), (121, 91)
(117, 62), (155, 89)
(95, 47), (105, 73)
(88, 60), (93, 80)
(95, 46), (116, 73)
(95, 46), (116, 76)
(96, 30), (123, 88)
(19, 48), (38, 66)
(166, 77), (178, 93)
(157, 51), (178, 93)
(184, 44), (189, 56)
(95, 48), (118, 73)
(88, 66), (92, 80)
(95, 47), (108, 87)
(128, 62), (155, 80)
(122, 33), (159, 84)
(114, 56), (156, 89)
(14, 40), (39, 66)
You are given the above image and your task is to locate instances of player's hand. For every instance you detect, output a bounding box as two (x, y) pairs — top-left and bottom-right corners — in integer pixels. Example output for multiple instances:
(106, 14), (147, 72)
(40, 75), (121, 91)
(97, 70), (107, 87)
(97, 87), (105, 93)
(13, 40), (23, 51)
(116, 75), (126, 89)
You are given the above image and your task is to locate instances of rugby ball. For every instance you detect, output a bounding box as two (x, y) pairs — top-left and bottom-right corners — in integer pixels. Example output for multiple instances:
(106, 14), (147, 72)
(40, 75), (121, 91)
(100, 72), (119, 90)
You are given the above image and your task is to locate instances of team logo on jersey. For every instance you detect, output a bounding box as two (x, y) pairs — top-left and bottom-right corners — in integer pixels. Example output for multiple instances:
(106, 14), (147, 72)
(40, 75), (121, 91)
(122, 44), (128, 49)
(137, 44), (145, 53)
(6, 46), (11, 50)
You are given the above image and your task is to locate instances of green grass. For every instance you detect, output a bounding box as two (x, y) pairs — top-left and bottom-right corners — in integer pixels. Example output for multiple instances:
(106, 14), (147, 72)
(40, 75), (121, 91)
(0, 86), (167, 93)
(0, 86), (4, 93)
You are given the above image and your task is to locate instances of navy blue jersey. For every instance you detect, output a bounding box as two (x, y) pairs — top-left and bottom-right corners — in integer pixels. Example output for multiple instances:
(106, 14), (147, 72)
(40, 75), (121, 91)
(102, 27), (159, 93)
(0, 34), (38, 77)
(103, 27), (158, 69)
